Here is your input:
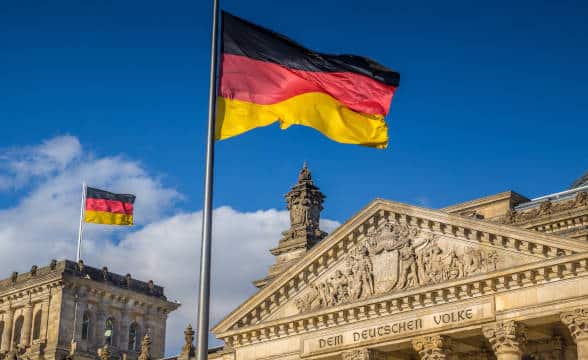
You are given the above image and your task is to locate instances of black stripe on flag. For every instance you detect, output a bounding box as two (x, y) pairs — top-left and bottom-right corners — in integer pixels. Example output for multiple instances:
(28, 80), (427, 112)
(86, 187), (136, 204)
(222, 11), (400, 87)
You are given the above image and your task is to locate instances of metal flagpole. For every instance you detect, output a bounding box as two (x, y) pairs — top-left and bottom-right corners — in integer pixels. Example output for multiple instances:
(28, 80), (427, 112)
(195, 0), (220, 360)
(76, 181), (87, 262)
(72, 181), (86, 354)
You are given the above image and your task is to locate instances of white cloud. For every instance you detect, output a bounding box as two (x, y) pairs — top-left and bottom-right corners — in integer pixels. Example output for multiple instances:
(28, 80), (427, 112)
(0, 135), (82, 190)
(0, 136), (340, 355)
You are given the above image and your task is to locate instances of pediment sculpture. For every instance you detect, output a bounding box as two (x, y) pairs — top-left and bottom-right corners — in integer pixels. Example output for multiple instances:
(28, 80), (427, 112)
(295, 221), (500, 313)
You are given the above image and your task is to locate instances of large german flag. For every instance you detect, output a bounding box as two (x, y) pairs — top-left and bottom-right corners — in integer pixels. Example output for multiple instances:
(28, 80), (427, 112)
(216, 12), (400, 149)
(84, 187), (136, 225)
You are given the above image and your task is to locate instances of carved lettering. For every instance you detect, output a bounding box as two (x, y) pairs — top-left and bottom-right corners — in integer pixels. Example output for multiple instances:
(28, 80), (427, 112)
(302, 302), (494, 356)
(318, 335), (342, 348)
(433, 309), (474, 325)
(351, 319), (423, 342)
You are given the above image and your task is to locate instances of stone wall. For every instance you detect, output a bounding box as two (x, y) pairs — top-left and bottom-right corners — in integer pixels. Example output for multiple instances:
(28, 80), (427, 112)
(0, 260), (179, 360)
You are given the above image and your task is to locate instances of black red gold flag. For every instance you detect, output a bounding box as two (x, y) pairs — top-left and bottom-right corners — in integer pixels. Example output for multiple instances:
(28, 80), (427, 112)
(216, 11), (400, 149)
(84, 187), (136, 225)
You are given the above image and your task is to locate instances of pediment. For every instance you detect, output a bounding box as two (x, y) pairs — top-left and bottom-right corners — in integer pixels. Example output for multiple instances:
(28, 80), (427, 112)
(213, 198), (588, 336)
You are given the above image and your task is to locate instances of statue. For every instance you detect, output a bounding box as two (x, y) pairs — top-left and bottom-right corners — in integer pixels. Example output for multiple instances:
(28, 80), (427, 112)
(298, 162), (311, 182)
(397, 239), (419, 289)
(98, 344), (111, 360)
(138, 333), (152, 360)
(181, 325), (195, 358)
(330, 270), (349, 305)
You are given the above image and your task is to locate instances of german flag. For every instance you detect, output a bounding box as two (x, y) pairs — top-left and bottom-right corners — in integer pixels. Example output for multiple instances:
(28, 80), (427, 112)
(216, 12), (400, 149)
(84, 187), (136, 225)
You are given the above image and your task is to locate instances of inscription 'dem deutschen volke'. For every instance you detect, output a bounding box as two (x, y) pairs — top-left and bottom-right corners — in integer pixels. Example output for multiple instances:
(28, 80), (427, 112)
(303, 301), (494, 356)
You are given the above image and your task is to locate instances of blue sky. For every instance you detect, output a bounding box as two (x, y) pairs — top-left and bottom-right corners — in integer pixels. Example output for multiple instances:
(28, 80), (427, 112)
(1, 0), (587, 351)
(2, 0), (587, 221)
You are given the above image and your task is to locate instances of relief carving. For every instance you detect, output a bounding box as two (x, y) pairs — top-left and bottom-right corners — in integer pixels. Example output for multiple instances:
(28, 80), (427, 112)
(412, 335), (453, 360)
(500, 191), (588, 225)
(561, 307), (588, 342)
(482, 320), (527, 355)
(295, 221), (501, 313)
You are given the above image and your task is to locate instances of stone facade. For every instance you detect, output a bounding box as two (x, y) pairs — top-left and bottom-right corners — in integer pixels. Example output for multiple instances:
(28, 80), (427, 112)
(0, 260), (179, 360)
(4, 168), (588, 360)
(205, 169), (588, 360)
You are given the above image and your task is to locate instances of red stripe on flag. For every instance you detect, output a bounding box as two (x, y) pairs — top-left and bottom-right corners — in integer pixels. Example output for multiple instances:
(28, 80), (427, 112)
(86, 198), (134, 215)
(220, 54), (396, 116)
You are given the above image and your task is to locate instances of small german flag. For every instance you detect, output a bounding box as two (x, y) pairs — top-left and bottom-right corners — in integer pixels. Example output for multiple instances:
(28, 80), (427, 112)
(216, 12), (400, 149)
(84, 187), (136, 225)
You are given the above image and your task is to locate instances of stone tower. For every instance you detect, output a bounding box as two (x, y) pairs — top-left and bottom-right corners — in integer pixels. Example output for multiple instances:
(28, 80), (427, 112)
(0, 260), (179, 360)
(253, 164), (327, 288)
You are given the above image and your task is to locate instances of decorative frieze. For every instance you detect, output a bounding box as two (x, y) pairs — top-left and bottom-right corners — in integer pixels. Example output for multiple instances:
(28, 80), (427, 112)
(498, 191), (588, 225)
(217, 198), (586, 335)
(295, 221), (501, 313)
(412, 335), (453, 360)
(482, 320), (527, 356)
(219, 253), (588, 347)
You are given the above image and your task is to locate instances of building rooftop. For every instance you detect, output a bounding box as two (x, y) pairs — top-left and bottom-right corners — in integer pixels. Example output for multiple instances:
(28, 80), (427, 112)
(0, 259), (166, 299)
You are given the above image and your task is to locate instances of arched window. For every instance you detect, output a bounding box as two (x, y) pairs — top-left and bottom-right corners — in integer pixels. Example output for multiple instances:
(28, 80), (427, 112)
(13, 316), (24, 345)
(104, 317), (114, 346)
(0, 321), (5, 349)
(81, 312), (91, 340)
(128, 322), (139, 352)
(32, 310), (42, 340)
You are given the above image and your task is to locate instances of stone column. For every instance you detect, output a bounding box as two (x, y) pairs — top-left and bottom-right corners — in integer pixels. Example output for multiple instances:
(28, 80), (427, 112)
(561, 308), (588, 359)
(1, 306), (14, 352)
(95, 308), (106, 347)
(119, 308), (130, 352)
(341, 348), (386, 360)
(40, 299), (50, 342)
(21, 302), (33, 347)
(482, 320), (527, 360)
(412, 335), (457, 360)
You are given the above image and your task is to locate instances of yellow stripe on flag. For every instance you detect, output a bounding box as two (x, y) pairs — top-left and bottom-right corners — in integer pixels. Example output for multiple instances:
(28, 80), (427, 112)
(215, 92), (389, 149)
(84, 210), (134, 225)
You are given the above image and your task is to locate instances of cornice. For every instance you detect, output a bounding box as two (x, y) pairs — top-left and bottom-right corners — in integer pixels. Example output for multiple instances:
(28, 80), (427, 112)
(0, 274), (62, 304)
(63, 275), (180, 314)
(441, 191), (529, 214)
(512, 207), (588, 231)
(212, 198), (588, 335)
(216, 251), (588, 347)
(496, 191), (588, 227)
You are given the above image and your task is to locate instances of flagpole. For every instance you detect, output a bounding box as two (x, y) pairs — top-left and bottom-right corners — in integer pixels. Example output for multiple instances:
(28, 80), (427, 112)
(76, 181), (87, 262)
(196, 0), (220, 360)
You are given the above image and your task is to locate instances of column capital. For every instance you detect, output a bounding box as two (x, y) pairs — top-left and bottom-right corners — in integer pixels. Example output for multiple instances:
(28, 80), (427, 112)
(341, 348), (385, 360)
(412, 335), (453, 360)
(561, 307), (588, 342)
(482, 320), (527, 356)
